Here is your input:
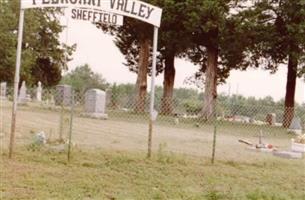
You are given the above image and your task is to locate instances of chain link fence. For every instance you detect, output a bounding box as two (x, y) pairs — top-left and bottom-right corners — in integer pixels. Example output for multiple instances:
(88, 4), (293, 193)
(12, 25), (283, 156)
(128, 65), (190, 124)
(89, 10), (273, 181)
(1, 85), (304, 161)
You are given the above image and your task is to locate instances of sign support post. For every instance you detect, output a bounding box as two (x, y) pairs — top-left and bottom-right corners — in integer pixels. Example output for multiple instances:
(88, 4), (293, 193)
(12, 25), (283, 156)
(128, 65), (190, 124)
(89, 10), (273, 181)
(147, 26), (159, 158)
(10, 0), (162, 159)
(9, 9), (25, 159)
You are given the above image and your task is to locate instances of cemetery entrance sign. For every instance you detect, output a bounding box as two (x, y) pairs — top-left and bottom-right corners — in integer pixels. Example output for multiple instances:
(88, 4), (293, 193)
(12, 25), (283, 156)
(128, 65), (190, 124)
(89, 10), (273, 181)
(21, 0), (162, 27)
(9, 0), (162, 158)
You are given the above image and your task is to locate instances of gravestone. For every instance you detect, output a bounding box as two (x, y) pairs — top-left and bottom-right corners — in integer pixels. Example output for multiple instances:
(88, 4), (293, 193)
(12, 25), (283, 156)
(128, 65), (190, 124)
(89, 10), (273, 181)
(266, 113), (276, 126)
(0, 82), (7, 100)
(82, 89), (108, 119)
(55, 85), (72, 106)
(36, 81), (42, 102)
(288, 117), (302, 135)
(18, 81), (30, 104)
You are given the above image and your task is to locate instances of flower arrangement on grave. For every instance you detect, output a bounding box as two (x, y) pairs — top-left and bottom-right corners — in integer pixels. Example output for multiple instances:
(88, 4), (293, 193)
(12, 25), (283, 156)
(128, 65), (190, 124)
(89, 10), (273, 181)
(293, 134), (305, 144)
(291, 134), (305, 153)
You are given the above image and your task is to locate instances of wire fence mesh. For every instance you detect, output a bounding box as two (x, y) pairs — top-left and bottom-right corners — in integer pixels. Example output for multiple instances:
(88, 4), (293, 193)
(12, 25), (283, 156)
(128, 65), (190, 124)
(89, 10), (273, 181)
(1, 84), (304, 161)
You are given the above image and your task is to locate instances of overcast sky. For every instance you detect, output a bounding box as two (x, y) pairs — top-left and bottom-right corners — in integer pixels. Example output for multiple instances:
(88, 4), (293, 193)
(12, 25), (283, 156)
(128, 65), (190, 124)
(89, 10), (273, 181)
(61, 17), (305, 104)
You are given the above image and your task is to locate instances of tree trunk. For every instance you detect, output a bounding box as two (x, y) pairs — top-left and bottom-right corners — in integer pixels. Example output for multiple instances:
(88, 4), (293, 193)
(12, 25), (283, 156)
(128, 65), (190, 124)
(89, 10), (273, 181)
(202, 47), (218, 120)
(160, 52), (175, 115)
(283, 53), (298, 128)
(134, 38), (150, 113)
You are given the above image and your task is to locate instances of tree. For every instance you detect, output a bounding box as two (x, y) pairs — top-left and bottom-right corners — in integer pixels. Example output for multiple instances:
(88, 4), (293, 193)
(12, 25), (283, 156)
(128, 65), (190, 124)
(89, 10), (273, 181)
(109, 83), (120, 109)
(0, 0), (18, 83)
(61, 64), (109, 96)
(182, 0), (254, 119)
(97, 18), (155, 113)
(96, 0), (191, 115)
(109, 83), (136, 109)
(0, 0), (75, 87)
(155, 0), (191, 115)
(245, 0), (305, 127)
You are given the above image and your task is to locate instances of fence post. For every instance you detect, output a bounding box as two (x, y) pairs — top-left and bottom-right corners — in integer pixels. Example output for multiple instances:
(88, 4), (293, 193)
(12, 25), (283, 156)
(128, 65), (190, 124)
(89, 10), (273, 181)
(9, 9), (25, 159)
(211, 99), (217, 164)
(148, 119), (153, 158)
(67, 90), (74, 162)
(0, 88), (3, 135)
(59, 104), (64, 142)
(147, 26), (159, 158)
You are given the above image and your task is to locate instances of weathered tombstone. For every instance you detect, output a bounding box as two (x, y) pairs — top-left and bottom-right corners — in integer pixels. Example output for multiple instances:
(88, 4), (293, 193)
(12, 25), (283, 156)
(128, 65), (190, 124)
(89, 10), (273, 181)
(288, 117), (302, 135)
(36, 81), (42, 102)
(82, 89), (108, 119)
(19, 81), (27, 100)
(18, 81), (30, 104)
(0, 82), (7, 100)
(266, 113), (276, 126)
(55, 85), (72, 106)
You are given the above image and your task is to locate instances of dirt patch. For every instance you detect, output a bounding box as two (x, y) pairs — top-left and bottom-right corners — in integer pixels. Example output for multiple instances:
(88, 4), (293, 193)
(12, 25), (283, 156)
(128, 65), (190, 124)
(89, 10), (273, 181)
(1, 108), (294, 163)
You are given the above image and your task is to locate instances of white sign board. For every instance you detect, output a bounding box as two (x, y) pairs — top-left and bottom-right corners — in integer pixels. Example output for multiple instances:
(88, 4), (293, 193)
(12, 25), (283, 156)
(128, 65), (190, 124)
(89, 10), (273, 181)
(21, 0), (162, 27)
(70, 8), (123, 26)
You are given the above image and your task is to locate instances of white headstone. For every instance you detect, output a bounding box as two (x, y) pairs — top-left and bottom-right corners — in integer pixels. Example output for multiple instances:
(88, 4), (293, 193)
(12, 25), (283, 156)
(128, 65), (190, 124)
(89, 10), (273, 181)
(83, 89), (108, 119)
(36, 81), (42, 102)
(55, 85), (72, 106)
(0, 82), (7, 100)
(19, 81), (26, 98)
(289, 117), (302, 130)
(18, 81), (30, 104)
(288, 117), (302, 135)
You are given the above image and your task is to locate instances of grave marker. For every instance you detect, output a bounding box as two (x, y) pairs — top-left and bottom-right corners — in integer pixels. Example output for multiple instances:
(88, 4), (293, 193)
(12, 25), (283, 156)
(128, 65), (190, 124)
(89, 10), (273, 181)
(18, 81), (30, 104)
(36, 81), (42, 102)
(55, 85), (72, 106)
(82, 89), (108, 119)
(288, 117), (302, 135)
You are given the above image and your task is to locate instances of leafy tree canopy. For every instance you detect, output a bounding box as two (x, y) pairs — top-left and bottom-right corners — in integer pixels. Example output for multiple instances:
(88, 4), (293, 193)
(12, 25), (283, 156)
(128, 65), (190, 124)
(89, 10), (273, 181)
(96, 0), (192, 76)
(0, 0), (75, 87)
(242, 0), (305, 74)
(182, 0), (256, 84)
(60, 64), (109, 95)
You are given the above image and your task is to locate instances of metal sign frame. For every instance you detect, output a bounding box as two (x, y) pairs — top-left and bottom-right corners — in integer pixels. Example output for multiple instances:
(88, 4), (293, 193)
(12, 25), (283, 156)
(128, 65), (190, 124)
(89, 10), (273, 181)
(9, 0), (162, 158)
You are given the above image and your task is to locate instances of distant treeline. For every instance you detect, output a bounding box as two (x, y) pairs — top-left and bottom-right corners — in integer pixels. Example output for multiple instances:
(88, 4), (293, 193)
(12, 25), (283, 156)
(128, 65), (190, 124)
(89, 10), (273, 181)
(108, 83), (305, 122)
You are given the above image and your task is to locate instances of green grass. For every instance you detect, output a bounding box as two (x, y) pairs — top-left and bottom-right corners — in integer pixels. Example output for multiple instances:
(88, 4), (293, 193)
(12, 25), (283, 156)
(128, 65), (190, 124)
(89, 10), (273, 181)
(1, 147), (305, 200)
(1, 102), (305, 199)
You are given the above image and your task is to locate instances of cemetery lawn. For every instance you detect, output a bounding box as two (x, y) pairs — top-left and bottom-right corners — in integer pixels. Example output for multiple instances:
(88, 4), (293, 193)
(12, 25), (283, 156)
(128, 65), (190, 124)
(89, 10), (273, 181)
(1, 148), (305, 200)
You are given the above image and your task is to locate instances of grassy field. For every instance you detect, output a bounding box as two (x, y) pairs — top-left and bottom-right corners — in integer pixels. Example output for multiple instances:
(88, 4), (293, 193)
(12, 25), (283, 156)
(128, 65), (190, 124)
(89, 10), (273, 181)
(1, 147), (305, 200)
(1, 101), (305, 199)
